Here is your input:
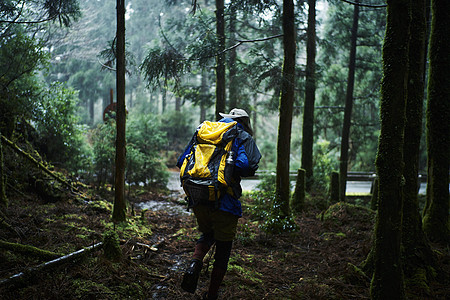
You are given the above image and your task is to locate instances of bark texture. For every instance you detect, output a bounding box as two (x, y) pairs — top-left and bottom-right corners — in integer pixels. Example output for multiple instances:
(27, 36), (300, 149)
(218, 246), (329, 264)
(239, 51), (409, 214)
(275, 0), (296, 217)
(422, 0), (450, 245)
(370, 0), (410, 298)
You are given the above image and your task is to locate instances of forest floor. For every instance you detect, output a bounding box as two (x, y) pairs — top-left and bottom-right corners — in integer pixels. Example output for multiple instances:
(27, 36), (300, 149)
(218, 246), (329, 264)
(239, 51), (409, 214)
(0, 183), (449, 300)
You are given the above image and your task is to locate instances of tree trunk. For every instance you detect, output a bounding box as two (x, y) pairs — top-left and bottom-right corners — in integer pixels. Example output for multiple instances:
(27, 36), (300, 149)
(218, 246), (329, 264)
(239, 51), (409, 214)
(401, 0), (437, 288)
(291, 168), (306, 214)
(215, 0), (226, 121)
(275, 0), (296, 217)
(112, 0), (127, 223)
(175, 96), (181, 112)
(252, 95), (258, 139)
(228, 3), (238, 110)
(89, 97), (95, 125)
(370, 0), (410, 298)
(0, 128), (7, 208)
(339, 1), (359, 202)
(300, 0), (316, 192)
(422, 0), (450, 245)
(200, 70), (208, 123)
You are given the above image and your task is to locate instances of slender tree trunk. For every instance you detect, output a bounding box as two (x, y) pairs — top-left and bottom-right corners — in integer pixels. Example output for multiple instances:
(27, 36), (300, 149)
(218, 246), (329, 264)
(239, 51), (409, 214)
(275, 0), (296, 217)
(339, 1), (359, 202)
(300, 0), (316, 192)
(112, 0), (127, 223)
(175, 96), (181, 112)
(402, 0), (437, 286)
(89, 98), (95, 125)
(252, 95), (258, 139)
(422, 0), (450, 245)
(0, 128), (7, 208)
(228, 4), (238, 110)
(215, 0), (226, 120)
(370, 0), (410, 298)
(162, 86), (167, 114)
(200, 70), (208, 123)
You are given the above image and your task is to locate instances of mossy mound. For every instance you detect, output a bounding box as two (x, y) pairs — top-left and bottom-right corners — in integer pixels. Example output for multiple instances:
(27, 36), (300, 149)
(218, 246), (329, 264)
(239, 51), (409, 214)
(321, 202), (375, 229)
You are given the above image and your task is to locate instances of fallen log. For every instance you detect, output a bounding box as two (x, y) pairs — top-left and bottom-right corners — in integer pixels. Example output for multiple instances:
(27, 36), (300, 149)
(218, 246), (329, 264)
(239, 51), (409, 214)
(0, 242), (103, 288)
(1, 135), (83, 195)
(0, 240), (61, 260)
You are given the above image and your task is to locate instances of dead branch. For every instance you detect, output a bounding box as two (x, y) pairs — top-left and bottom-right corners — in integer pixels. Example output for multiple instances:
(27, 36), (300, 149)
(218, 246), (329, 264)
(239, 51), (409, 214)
(0, 242), (103, 288)
(1, 135), (84, 196)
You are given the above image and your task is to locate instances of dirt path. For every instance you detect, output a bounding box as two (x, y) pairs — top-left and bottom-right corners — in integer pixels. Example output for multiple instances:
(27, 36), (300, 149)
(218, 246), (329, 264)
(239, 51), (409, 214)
(1, 185), (448, 299)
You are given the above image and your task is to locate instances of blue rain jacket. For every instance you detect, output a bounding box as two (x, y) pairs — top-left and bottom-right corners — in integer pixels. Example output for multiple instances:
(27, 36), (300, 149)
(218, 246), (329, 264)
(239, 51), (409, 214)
(177, 118), (261, 217)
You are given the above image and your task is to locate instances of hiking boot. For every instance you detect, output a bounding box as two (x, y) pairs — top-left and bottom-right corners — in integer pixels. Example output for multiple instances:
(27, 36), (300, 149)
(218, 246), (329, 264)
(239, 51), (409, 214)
(181, 259), (202, 293)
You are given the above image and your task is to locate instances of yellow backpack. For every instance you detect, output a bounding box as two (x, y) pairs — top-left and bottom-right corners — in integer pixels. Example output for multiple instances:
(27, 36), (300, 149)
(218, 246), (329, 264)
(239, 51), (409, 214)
(179, 121), (238, 208)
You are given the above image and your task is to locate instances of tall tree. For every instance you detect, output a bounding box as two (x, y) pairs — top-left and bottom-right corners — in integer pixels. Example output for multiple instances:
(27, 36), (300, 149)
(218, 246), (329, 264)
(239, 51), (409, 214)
(112, 0), (127, 223)
(300, 0), (316, 192)
(275, 0), (296, 217)
(228, 2), (238, 110)
(0, 128), (6, 208)
(401, 0), (437, 289)
(215, 0), (226, 120)
(370, 0), (410, 298)
(339, 1), (359, 202)
(422, 0), (450, 245)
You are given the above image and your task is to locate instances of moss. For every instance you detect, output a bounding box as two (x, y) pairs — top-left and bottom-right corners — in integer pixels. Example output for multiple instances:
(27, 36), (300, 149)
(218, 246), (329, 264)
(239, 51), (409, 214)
(404, 268), (431, 296)
(0, 240), (62, 260)
(321, 232), (346, 241)
(345, 263), (371, 285)
(321, 202), (375, 226)
(72, 279), (114, 299)
(115, 216), (153, 239)
(102, 230), (122, 262)
(115, 282), (144, 298)
(87, 199), (113, 214)
(228, 263), (263, 284)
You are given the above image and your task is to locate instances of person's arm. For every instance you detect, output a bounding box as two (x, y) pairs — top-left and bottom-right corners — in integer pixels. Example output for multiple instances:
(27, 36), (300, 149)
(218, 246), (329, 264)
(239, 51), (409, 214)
(234, 131), (261, 177)
(233, 136), (261, 177)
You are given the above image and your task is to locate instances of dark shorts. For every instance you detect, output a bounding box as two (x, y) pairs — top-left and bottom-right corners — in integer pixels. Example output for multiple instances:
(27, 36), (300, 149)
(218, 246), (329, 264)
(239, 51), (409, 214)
(193, 205), (239, 242)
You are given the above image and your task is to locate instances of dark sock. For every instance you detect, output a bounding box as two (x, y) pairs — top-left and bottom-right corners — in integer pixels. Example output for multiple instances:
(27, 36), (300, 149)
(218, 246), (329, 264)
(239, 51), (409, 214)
(208, 266), (226, 297)
(193, 241), (211, 261)
(207, 240), (233, 297)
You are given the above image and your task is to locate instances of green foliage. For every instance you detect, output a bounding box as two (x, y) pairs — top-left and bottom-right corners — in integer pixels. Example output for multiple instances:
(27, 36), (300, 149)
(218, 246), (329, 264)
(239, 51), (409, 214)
(316, 1), (385, 172)
(91, 120), (116, 186)
(126, 113), (169, 187)
(0, 28), (48, 135)
(246, 190), (297, 234)
(312, 140), (339, 192)
(141, 46), (187, 89)
(256, 174), (277, 193)
(160, 110), (195, 152)
(33, 82), (89, 173)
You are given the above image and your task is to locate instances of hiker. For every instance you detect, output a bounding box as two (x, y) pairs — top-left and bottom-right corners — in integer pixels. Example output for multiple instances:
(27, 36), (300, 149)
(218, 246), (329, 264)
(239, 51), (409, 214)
(177, 108), (261, 299)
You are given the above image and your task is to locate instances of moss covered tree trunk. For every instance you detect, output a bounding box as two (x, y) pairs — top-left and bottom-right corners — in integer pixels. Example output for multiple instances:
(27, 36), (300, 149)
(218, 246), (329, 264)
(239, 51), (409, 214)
(329, 171), (339, 205)
(112, 0), (127, 223)
(291, 168), (306, 214)
(339, 1), (359, 202)
(401, 0), (437, 289)
(275, 0), (296, 217)
(0, 128), (7, 208)
(300, 0), (316, 192)
(422, 0), (450, 245)
(370, 0), (410, 298)
(215, 0), (226, 121)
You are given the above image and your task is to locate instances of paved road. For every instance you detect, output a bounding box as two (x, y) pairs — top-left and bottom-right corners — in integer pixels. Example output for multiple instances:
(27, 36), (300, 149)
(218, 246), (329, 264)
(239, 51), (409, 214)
(169, 171), (429, 195)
